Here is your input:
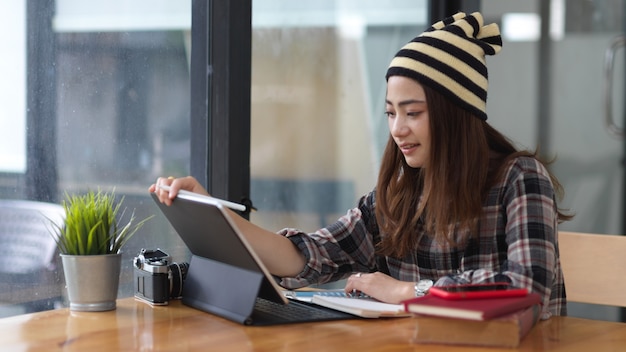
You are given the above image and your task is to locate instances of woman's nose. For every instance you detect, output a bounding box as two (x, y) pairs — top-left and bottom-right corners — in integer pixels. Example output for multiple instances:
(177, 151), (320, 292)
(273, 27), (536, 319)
(390, 116), (408, 136)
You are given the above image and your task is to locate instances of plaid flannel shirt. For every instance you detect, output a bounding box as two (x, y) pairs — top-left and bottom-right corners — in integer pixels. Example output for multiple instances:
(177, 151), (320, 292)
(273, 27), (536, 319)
(280, 156), (566, 319)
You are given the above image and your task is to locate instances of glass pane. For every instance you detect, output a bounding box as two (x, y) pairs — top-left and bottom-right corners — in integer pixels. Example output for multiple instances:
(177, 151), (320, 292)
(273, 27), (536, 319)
(250, 0), (428, 234)
(0, 0), (191, 318)
(0, 1), (27, 173)
(483, 0), (625, 235)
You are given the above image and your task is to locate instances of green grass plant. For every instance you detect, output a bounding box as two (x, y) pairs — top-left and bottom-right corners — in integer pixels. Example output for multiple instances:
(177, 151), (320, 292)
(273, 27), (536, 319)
(51, 189), (152, 255)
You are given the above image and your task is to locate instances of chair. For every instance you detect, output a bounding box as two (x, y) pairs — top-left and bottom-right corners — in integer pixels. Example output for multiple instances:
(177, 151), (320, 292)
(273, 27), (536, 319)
(558, 231), (626, 308)
(0, 199), (65, 314)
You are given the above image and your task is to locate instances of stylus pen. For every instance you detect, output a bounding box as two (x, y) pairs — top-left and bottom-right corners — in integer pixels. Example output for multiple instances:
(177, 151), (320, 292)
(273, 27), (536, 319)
(157, 184), (247, 212)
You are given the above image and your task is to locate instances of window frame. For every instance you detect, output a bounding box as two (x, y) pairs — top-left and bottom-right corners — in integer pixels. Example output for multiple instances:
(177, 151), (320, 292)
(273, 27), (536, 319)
(26, 0), (58, 202)
(190, 0), (252, 219)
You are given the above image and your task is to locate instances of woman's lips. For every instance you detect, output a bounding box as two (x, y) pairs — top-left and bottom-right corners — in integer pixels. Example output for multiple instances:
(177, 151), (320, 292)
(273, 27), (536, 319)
(399, 143), (419, 155)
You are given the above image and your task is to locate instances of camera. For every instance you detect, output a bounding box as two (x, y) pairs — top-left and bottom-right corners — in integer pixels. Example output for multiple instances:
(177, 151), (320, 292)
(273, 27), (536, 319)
(133, 248), (189, 305)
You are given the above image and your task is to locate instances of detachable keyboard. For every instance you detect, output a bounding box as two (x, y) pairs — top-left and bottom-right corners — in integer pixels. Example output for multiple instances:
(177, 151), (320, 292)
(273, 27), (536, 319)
(247, 297), (357, 325)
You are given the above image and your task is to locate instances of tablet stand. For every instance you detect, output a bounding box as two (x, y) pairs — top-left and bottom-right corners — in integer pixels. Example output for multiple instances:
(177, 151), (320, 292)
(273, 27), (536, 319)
(182, 255), (263, 325)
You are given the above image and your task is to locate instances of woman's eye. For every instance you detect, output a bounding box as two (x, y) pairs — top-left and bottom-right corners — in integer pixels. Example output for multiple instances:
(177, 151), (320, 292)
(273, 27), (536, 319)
(407, 111), (423, 117)
(384, 111), (395, 118)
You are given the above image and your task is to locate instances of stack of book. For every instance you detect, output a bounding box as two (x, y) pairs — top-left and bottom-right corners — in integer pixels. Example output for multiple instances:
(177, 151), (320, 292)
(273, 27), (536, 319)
(402, 292), (542, 348)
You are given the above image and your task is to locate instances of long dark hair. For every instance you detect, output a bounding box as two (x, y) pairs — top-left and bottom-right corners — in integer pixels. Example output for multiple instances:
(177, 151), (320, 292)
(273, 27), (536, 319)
(375, 85), (571, 258)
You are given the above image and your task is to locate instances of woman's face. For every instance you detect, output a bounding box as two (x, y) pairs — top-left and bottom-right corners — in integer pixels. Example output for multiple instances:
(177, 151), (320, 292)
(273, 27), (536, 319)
(386, 76), (431, 168)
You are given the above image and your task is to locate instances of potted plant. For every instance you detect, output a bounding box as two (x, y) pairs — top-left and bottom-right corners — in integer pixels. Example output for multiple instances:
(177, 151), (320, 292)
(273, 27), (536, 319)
(50, 189), (152, 311)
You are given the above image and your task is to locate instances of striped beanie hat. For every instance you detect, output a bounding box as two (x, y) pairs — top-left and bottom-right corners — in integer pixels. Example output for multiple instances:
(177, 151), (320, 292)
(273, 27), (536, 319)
(386, 12), (502, 120)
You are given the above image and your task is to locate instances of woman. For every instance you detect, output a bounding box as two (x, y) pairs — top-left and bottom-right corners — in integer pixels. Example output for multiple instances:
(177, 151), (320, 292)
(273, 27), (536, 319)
(151, 12), (570, 319)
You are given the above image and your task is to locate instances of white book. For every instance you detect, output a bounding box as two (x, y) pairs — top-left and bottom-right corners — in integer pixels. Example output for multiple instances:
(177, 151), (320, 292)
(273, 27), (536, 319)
(310, 295), (411, 318)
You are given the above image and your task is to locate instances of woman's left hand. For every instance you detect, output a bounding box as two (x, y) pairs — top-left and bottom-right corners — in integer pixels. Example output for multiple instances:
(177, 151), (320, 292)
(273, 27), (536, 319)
(344, 271), (415, 304)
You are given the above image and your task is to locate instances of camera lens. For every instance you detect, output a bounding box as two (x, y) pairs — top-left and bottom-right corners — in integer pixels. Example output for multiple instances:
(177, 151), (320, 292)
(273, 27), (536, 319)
(169, 262), (189, 298)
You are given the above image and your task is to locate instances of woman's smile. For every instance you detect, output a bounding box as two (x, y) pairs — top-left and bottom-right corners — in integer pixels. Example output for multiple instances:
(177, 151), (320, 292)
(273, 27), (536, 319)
(398, 143), (419, 155)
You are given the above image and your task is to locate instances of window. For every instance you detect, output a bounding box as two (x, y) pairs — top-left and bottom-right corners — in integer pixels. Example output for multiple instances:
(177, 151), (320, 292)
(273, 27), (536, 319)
(0, 0), (193, 318)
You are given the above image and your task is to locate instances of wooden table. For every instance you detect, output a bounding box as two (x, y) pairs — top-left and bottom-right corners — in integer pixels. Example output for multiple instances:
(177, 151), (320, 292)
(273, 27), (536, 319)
(1, 297), (625, 351)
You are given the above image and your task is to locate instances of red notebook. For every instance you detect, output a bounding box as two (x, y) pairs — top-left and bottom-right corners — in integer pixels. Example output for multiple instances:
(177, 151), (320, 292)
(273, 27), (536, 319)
(403, 292), (542, 321)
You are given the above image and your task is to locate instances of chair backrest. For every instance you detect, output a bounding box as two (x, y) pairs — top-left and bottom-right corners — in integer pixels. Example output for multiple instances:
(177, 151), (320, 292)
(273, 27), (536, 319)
(558, 231), (626, 308)
(0, 200), (65, 274)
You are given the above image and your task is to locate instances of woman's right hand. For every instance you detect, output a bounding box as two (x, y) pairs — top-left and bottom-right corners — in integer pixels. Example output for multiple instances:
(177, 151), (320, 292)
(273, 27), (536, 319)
(148, 176), (209, 206)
